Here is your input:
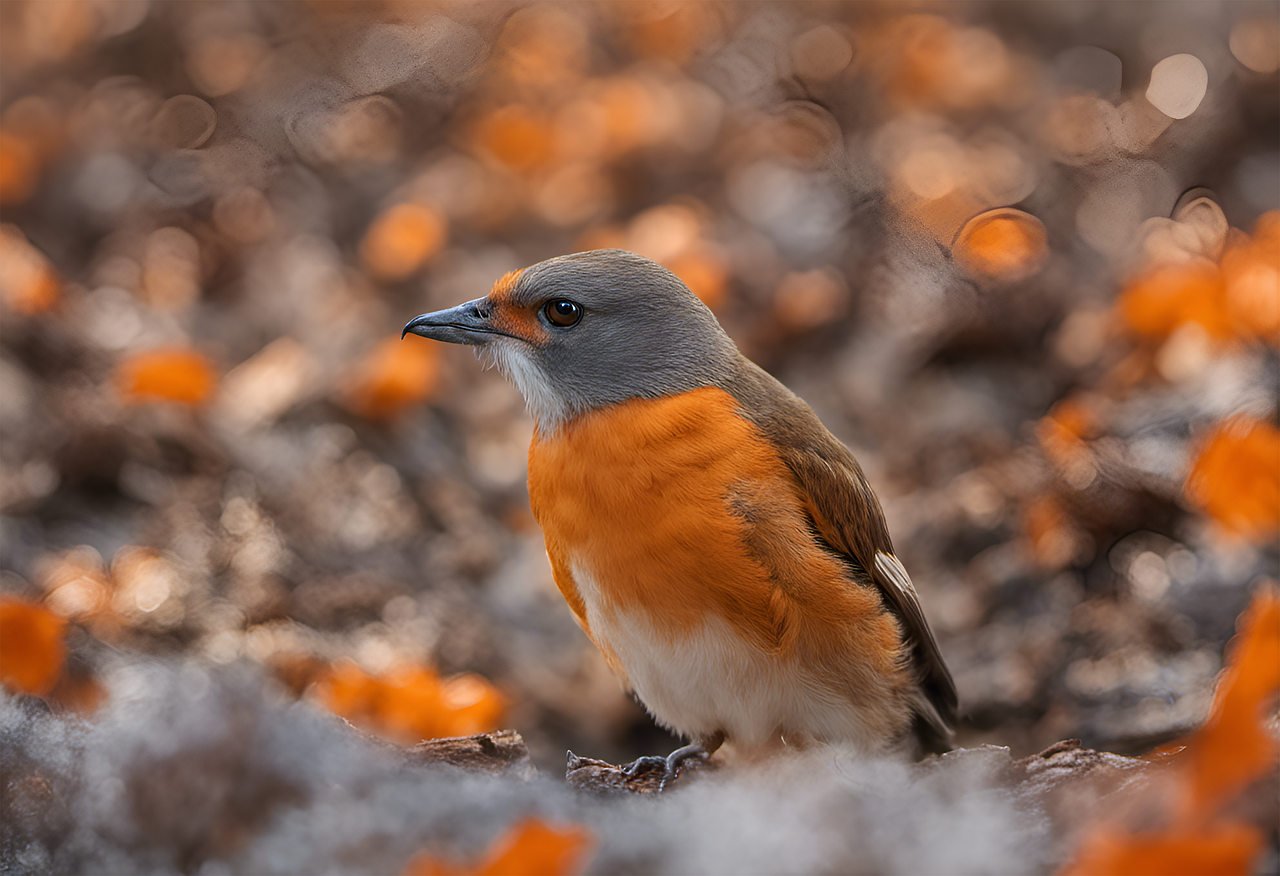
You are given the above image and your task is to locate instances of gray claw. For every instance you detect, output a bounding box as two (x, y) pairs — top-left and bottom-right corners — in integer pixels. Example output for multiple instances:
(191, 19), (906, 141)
(622, 755), (668, 778)
(658, 742), (709, 791)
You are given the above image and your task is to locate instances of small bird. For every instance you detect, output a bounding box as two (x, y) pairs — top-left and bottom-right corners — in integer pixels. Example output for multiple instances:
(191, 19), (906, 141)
(404, 250), (956, 775)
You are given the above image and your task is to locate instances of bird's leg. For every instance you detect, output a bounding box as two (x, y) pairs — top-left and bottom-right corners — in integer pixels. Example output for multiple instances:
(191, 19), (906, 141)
(624, 730), (725, 791)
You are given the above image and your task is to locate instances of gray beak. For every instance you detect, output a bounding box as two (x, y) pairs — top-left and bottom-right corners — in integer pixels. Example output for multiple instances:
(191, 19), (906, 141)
(402, 298), (498, 345)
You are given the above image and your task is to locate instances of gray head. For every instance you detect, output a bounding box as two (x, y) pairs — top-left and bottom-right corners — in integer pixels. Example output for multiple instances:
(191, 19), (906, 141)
(403, 250), (739, 428)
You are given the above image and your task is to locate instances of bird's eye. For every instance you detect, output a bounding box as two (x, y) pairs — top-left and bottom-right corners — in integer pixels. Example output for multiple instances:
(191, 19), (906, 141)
(543, 299), (582, 328)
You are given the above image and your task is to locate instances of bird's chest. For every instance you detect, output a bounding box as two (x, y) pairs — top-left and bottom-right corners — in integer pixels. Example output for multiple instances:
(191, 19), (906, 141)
(526, 388), (784, 641)
(525, 389), (901, 746)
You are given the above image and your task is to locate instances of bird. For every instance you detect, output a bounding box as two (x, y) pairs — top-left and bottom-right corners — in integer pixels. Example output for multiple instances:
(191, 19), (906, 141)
(403, 249), (957, 779)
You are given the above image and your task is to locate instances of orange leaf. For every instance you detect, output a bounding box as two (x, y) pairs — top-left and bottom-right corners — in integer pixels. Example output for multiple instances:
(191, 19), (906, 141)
(315, 660), (505, 745)
(1222, 210), (1280, 346)
(315, 659), (384, 727)
(1179, 584), (1280, 815)
(1185, 416), (1280, 542)
(117, 347), (218, 405)
(953, 209), (1049, 283)
(1118, 262), (1233, 342)
(1060, 588), (1280, 876)
(0, 597), (67, 696)
(0, 225), (60, 314)
(340, 337), (439, 420)
(361, 203), (447, 283)
(1061, 822), (1262, 876)
(477, 819), (595, 876)
(403, 818), (595, 876)
(437, 673), (508, 737)
(376, 666), (449, 744)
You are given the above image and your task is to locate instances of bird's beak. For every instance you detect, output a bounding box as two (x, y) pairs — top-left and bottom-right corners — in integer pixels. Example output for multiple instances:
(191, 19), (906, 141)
(402, 298), (499, 346)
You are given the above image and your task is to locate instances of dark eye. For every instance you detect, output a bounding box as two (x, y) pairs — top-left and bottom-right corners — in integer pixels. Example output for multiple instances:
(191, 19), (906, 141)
(543, 299), (582, 328)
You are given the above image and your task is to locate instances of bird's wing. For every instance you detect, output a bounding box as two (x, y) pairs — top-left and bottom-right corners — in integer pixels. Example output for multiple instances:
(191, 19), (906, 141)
(779, 442), (957, 750)
(723, 360), (958, 750)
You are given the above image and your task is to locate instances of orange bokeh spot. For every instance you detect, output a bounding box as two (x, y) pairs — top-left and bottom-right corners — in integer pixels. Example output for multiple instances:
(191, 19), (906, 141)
(1043, 397), (1095, 442)
(1221, 210), (1280, 346)
(0, 597), (67, 696)
(0, 131), (38, 205)
(1185, 416), (1280, 542)
(1060, 587), (1279, 876)
(953, 209), (1049, 283)
(1024, 494), (1079, 568)
(875, 15), (1014, 112)
(117, 348), (218, 405)
(1036, 396), (1098, 469)
(403, 818), (595, 876)
(597, 77), (655, 156)
(882, 15), (953, 107)
(316, 660), (505, 746)
(498, 6), (589, 92)
(1061, 823), (1263, 876)
(1118, 262), (1233, 342)
(667, 247), (728, 310)
(621, 4), (712, 66)
(0, 97), (64, 205)
(476, 105), (553, 173)
(0, 225), (60, 314)
(361, 203), (447, 283)
(773, 268), (849, 332)
(340, 337), (439, 420)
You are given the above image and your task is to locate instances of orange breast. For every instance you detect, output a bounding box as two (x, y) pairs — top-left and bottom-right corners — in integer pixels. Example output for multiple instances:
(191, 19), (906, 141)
(526, 387), (899, 679)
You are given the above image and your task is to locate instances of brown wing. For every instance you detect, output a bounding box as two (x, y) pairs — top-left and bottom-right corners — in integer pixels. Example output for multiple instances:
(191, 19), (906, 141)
(722, 359), (958, 752)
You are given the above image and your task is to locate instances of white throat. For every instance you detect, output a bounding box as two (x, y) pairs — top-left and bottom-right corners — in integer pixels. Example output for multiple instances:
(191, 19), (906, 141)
(488, 338), (572, 432)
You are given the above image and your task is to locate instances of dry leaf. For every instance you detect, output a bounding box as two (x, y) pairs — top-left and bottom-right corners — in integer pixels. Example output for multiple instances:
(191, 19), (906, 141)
(316, 660), (505, 746)
(0, 597), (67, 696)
(117, 348), (218, 405)
(1061, 587), (1280, 876)
(1179, 584), (1280, 815)
(1185, 417), (1280, 542)
(1118, 262), (1232, 342)
(403, 818), (595, 876)
(1222, 210), (1280, 345)
(1062, 822), (1263, 876)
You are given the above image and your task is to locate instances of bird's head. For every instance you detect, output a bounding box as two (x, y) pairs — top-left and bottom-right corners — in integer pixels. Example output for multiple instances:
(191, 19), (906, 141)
(403, 250), (738, 429)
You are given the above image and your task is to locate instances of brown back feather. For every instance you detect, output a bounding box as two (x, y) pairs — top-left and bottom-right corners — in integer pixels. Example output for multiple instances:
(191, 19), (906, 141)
(720, 357), (958, 753)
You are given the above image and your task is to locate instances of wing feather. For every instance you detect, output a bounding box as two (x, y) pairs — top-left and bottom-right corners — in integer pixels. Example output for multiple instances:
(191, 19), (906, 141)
(723, 360), (958, 752)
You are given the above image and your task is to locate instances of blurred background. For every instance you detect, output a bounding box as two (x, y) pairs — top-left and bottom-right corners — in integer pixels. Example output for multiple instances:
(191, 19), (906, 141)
(1, 0), (1277, 777)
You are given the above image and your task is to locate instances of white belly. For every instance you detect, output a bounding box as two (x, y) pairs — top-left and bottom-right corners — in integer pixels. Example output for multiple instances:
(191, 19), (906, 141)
(571, 562), (884, 750)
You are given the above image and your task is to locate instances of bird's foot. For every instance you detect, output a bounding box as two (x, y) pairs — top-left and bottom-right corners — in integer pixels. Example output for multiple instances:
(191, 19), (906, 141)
(565, 738), (719, 794)
(623, 742), (712, 791)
